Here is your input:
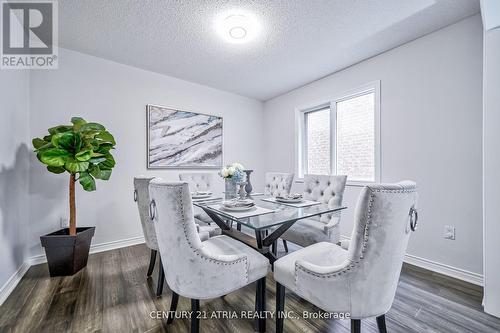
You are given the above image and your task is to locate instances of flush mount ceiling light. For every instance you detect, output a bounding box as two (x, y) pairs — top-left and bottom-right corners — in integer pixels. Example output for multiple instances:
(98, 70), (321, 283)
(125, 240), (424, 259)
(215, 11), (260, 44)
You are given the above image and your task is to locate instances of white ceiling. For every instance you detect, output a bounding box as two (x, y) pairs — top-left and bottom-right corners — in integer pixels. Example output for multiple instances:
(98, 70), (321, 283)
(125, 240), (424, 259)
(59, 0), (480, 101)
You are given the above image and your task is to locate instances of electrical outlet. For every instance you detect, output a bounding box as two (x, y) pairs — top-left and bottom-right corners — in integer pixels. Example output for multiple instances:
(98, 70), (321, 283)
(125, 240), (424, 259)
(60, 217), (69, 228)
(444, 225), (455, 240)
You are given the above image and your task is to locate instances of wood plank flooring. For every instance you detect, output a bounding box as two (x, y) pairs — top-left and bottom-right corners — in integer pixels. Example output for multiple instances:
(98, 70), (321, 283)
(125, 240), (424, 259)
(1, 243), (499, 333)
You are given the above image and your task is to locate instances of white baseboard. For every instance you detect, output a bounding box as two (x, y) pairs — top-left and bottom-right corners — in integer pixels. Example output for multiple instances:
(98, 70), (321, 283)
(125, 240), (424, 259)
(340, 235), (484, 286)
(0, 261), (31, 306)
(89, 235), (145, 254)
(1, 235), (145, 305)
(404, 254), (484, 286)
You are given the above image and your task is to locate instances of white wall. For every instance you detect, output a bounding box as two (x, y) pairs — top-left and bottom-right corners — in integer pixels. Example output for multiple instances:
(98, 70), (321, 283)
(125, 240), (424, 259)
(0, 70), (30, 296)
(481, 0), (500, 31)
(263, 15), (483, 275)
(482, 19), (500, 317)
(28, 48), (264, 257)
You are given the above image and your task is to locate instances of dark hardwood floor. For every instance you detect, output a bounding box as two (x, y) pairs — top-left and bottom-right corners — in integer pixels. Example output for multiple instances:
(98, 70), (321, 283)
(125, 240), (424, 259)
(1, 242), (499, 333)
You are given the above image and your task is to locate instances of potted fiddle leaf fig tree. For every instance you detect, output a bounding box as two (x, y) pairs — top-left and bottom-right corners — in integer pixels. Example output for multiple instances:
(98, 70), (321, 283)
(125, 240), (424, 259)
(33, 117), (116, 276)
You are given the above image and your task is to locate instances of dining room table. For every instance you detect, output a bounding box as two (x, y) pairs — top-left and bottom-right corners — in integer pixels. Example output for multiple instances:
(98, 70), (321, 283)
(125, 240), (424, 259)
(192, 193), (347, 265)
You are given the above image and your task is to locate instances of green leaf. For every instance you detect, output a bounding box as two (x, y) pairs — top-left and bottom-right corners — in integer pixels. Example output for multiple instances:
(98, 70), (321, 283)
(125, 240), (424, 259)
(95, 131), (116, 145)
(48, 125), (72, 135)
(98, 169), (112, 180)
(98, 153), (115, 170)
(96, 143), (114, 154)
(39, 148), (71, 167)
(89, 156), (106, 164)
(89, 164), (98, 176)
(71, 117), (87, 131)
(47, 165), (65, 174)
(51, 132), (75, 150)
(89, 165), (112, 180)
(75, 149), (93, 162)
(32, 138), (47, 149)
(78, 172), (96, 191)
(64, 158), (89, 173)
(80, 131), (100, 140)
(32, 138), (53, 151)
(80, 122), (105, 132)
(85, 139), (99, 150)
(36, 142), (53, 151)
(74, 132), (82, 152)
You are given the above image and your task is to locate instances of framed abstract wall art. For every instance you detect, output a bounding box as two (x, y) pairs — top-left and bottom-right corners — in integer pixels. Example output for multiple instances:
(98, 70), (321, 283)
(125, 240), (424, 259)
(146, 104), (223, 169)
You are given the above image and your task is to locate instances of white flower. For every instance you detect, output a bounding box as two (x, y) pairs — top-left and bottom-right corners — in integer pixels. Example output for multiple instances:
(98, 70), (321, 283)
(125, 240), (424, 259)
(228, 166), (236, 176)
(232, 162), (244, 171)
(220, 168), (229, 177)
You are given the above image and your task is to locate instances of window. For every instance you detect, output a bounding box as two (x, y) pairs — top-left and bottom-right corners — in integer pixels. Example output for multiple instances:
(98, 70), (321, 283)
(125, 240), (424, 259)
(297, 81), (380, 183)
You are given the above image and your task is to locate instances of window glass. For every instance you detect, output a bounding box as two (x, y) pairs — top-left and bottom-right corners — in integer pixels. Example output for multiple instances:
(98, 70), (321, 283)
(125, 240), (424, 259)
(305, 108), (330, 175)
(336, 92), (375, 181)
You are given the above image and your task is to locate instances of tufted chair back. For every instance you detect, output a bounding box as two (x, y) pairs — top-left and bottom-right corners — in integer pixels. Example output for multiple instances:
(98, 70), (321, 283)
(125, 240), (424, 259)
(179, 173), (214, 192)
(347, 181), (418, 317)
(133, 176), (158, 250)
(265, 172), (294, 197)
(149, 179), (252, 299)
(303, 174), (347, 222)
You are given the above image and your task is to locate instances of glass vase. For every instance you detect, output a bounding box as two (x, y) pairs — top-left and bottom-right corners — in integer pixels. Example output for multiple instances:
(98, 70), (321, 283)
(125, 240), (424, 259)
(225, 178), (238, 200)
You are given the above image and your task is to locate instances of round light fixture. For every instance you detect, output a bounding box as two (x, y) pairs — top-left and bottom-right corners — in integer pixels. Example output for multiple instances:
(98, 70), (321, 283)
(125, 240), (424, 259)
(215, 11), (260, 44)
(229, 26), (247, 39)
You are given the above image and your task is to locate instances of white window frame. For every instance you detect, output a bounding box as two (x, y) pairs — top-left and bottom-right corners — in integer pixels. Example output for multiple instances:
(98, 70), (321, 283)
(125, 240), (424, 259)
(295, 80), (381, 187)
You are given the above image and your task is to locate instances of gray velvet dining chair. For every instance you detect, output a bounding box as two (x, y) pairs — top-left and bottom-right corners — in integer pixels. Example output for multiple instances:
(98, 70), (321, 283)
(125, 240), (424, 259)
(179, 172), (221, 234)
(264, 172), (294, 252)
(264, 172), (294, 197)
(273, 181), (418, 333)
(133, 176), (165, 296)
(148, 179), (270, 333)
(279, 174), (347, 253)
(133, 176), (212, 297)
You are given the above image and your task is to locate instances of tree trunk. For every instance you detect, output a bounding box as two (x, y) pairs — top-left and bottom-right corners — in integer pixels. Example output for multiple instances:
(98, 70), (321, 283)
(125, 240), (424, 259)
(69, 173), (76, 236)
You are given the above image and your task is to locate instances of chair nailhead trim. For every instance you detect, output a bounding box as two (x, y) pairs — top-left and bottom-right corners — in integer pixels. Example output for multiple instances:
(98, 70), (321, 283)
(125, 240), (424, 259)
(150, 184), (249, 281)
(295, 187), (417, 281)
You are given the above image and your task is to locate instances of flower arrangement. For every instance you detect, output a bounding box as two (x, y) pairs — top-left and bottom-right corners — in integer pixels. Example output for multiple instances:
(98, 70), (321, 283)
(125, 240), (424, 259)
(219, 162), (247, 183)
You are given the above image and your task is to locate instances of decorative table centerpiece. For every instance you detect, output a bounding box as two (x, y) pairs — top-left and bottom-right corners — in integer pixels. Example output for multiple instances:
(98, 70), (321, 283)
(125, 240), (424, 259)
(219, 162), (247, 199)
(244, 169), (253, 195)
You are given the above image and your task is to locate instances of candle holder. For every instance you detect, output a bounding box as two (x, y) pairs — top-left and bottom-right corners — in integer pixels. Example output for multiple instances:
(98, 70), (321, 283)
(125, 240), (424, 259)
(244, 169), (253, 196)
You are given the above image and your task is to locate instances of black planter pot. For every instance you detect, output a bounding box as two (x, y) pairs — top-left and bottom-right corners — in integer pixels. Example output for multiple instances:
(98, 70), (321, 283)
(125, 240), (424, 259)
(40, 227), (95, 277)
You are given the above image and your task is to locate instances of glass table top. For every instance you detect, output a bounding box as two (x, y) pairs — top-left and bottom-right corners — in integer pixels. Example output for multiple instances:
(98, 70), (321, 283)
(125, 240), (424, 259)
(193, 195), (346, 230)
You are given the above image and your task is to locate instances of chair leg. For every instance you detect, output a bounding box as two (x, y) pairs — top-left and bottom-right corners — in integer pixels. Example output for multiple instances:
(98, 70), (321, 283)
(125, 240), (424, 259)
(191, 299), (200, 333)
(147, 249), (157, 277)
(376, 315), (387, 333)
(254, 277), (266, 332)
(282, 240), (289, 253)
(166, 292), (179, 325)
(156, 257), (165, 297)
(276, 282), (285, 333)
(351, 319), (361, 333)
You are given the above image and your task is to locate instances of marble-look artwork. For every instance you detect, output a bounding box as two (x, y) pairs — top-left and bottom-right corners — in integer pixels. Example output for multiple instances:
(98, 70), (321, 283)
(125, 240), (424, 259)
(147, 104), (223, 168)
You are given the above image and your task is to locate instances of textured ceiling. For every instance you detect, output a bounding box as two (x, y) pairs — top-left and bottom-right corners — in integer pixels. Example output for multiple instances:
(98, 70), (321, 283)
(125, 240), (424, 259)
(59, 0), (480, 101)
